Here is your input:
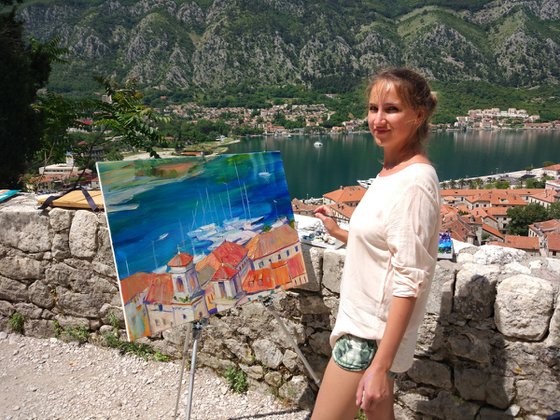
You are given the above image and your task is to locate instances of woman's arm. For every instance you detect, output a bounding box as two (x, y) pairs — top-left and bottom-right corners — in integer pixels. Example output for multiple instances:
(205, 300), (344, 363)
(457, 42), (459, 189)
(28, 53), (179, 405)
(355, 296), (416, 410)
(314, 205), (349, 244)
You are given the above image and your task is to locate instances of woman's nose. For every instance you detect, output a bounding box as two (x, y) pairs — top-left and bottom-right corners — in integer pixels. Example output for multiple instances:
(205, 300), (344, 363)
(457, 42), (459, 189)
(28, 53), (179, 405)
(374, 111), (386, 125)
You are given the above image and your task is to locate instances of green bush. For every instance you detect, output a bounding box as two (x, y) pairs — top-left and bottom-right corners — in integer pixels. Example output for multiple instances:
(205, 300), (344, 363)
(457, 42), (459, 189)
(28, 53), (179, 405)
(8, 312), (24, 334)
(224, 366), (248, 394)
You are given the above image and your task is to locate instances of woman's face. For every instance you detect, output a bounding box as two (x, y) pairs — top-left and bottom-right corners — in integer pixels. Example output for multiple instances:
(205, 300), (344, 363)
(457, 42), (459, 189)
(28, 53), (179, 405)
(367, 81), (422, 152)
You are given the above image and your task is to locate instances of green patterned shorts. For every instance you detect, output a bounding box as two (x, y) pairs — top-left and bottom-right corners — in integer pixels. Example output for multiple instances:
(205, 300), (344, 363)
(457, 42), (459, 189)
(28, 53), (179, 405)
(332, 334), (397, 378)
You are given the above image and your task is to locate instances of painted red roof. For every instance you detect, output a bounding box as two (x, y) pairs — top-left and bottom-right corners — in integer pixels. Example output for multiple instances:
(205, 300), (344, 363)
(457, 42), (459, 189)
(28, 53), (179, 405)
(120, 272), (159, 304)
(211, 264), (238, 281)
(287, 254), (306, 278)
(242, 269), (275, 294)
(246, 224), (299, 260)
(168, 252), (193, 267)
(213, 241), (248, 267)
(145, 274), (174, 304)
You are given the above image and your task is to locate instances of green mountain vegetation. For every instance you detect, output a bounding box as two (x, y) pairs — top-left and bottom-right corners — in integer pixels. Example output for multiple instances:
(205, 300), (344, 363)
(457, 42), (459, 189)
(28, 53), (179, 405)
(13, 0), (560, 122)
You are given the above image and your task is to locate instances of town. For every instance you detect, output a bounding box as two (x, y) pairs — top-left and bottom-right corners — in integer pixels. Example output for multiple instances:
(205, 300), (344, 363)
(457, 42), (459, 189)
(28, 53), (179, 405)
(291, 164), (560, 258)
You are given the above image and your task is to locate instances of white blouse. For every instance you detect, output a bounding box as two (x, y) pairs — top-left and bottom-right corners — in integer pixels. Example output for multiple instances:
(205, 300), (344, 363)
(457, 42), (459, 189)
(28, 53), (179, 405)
(330, 163), (441, 372)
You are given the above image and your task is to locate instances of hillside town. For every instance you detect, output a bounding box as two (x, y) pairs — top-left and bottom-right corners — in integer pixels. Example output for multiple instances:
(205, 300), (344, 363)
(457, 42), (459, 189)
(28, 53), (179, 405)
(161, 103), (560, 135)
(291, 163), (560, 258)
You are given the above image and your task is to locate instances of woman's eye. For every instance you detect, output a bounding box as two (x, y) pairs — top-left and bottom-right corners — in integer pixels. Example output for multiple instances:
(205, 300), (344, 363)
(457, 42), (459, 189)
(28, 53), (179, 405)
(369, 106), (378, 112)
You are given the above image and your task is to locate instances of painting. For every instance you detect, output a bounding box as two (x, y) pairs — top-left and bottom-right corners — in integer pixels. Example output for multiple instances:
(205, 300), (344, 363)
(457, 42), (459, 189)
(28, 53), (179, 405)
(97, 152), (308, 341)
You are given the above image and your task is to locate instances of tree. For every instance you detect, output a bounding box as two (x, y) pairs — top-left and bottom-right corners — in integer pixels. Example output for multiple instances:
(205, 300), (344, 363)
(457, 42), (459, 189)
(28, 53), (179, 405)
(507, 203), (549, 236)
(548, 202), (560, 220)
(0, 0), (55, 187)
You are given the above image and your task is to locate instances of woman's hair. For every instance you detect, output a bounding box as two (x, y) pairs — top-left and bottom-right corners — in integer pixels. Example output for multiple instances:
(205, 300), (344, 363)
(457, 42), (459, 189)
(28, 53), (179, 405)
(367, 68), (437, 148)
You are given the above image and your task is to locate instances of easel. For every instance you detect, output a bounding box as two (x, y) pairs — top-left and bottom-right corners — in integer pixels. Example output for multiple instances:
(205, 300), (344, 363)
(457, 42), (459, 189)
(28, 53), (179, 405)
(173, 318), (207, 419)
(172, 295), (321, 419)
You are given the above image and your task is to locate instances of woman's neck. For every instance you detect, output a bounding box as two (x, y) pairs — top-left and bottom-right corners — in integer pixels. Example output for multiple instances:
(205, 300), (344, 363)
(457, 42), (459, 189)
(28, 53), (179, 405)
(380, 146), (428, 176)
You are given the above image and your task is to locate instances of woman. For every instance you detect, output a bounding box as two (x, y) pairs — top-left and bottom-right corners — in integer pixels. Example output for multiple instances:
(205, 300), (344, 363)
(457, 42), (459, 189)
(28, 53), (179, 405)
(311, 68), (441, 420)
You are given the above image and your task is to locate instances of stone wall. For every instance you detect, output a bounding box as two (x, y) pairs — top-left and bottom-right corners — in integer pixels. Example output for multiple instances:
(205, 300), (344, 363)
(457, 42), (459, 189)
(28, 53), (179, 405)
(0, 194), (559, 419)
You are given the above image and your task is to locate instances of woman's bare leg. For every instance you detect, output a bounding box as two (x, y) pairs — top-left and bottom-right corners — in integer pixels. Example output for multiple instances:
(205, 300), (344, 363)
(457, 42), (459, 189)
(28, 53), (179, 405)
(364, 375), (395, 420)
(311, 358), (362, 420)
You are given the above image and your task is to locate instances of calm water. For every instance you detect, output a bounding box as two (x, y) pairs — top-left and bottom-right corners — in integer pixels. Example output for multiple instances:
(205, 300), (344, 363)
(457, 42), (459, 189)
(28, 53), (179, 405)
(227, 130), (560, 198)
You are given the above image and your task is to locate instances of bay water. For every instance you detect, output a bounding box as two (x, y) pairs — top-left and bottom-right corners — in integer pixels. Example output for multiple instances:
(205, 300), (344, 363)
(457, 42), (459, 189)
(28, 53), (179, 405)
(227, 130), (560, 199)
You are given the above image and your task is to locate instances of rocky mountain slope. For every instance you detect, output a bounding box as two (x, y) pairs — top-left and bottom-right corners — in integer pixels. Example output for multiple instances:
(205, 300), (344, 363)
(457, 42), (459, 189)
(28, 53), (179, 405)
(16, 0), (560, 93)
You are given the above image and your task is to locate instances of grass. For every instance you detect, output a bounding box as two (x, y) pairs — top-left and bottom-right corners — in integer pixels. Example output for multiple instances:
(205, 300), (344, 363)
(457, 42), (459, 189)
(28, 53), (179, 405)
(53, 321), (90, 344)
(8, 312), (24, 334)
(102, 330), (171, 362)
(224, 366), (248, 394)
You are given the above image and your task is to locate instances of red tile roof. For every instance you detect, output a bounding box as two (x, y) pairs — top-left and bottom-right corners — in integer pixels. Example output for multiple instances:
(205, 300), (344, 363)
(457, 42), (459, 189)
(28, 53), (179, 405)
(547, 233), (560, 252)
(500, 235), (539, 251)
(529, 219), (560, 234)
(323, 185), (366, 205)
(543, 163), (560, 171)
(482, 223), (504, 239)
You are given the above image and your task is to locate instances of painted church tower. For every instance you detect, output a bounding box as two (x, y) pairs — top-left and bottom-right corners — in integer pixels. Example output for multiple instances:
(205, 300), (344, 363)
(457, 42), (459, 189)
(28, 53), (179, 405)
(167, 252), (200, 300)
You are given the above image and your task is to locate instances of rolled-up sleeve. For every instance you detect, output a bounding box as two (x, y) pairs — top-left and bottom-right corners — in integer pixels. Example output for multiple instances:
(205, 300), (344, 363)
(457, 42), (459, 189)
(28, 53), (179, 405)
(385, 184), (439, 298)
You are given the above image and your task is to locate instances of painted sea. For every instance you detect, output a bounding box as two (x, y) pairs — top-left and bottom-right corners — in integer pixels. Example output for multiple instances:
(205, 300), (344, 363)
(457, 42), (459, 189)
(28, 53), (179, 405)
(98, 152), (294, 279)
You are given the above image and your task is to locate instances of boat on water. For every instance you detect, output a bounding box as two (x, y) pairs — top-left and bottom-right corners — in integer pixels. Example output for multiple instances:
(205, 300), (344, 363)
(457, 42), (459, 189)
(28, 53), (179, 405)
(157, 233), (169, 241)
(314, 141), (323, 148)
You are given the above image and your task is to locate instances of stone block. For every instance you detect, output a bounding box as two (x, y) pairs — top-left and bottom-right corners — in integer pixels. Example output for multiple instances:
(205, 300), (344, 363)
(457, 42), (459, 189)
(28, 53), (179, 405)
(0, 208), (51, 252)
(432, 391), (480, 420)
(252, 338), (283, 368)
(426, 260), (456, 317)
(264, 371), (283, 387)
(293, 244), (322, 292)
(69, 210), (99, 258)
(478, 407), (514, 420)
(407, 359), (452, 390)
(224, 339), (254, 364)
(398, 393), (435, 418)
(278, 375), (315, 409)
(49, 207), (74, 232)
(448, 329), (490, 364)
(0, 276), (28, 302)
(486, 375), (515, 409)
(473, 245), (526, 265)
(0, 300), (15, 317)
(51, 233), (71, 260)
(454, 367), (488, 401)
(28, 280), (55, 309)
(516, 378), (560, 417)
(24, 319), (55, 338)
(495, 274), (554, 340)
(296, 294), (331, 315)
(56, 287), (109, 318)
(308, 330), (331, 357)
(545, 301), (560, 348)
(240, 364), (263, 379)
(14, 302), (43, 319)
(415, 314), (445, 356)
(454, 263), (500, 320)
(282, 349), (299, 371)
(95, 226), (114, 263)
(0, 255), (46, 284)
(322, 248), (346, 294)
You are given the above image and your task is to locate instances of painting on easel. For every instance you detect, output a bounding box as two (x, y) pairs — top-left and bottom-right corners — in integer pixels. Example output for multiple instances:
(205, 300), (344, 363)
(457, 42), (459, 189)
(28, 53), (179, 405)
(97, 152), (308, 341)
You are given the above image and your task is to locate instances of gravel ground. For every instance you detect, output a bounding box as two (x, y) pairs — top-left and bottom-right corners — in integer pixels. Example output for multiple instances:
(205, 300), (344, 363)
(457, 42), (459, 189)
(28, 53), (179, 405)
(0, 332), (311, 420)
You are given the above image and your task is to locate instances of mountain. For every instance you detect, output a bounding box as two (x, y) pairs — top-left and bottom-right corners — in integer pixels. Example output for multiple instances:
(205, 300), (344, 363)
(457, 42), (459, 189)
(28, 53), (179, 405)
(15, 0), (560, 94)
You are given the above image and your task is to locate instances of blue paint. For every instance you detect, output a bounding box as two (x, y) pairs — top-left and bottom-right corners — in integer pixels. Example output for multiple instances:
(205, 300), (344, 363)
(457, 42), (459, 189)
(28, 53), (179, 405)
(98, 152), (294, 279)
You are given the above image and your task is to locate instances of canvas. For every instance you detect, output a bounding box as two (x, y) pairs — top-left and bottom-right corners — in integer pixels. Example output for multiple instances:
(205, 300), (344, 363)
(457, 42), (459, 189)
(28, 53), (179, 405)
(97, 152), (308, 341)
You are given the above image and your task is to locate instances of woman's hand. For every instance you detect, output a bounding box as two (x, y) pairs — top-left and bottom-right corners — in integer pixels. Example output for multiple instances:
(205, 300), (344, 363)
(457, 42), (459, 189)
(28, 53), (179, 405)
(314, 205), (340, 236)
(355, 366), (393, 413)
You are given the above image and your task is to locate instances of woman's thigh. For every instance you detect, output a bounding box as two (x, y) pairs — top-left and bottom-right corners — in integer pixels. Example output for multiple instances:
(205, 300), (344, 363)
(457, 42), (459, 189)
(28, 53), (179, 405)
(311, 358), (363, 420)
